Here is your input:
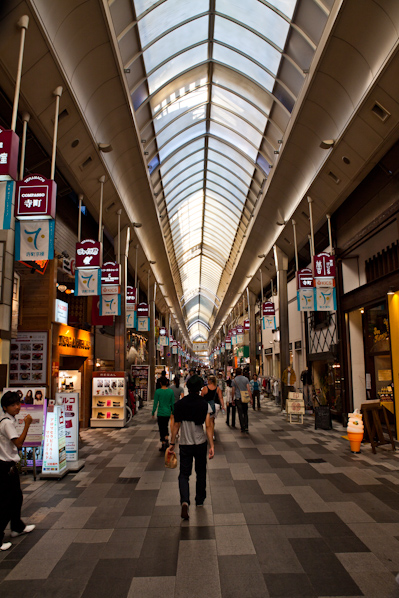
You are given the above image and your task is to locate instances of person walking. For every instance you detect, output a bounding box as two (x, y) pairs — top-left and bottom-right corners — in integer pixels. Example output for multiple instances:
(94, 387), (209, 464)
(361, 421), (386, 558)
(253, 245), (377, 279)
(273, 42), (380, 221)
(225, 375), (236, 427)
(250, 374), (261, 410)
(169, 375), (214, 520)
(152, 376), (174, 451)
(232, 367), (252, 434)
(0, 391), (36, 551)
(171, 376), (184, 403)
(201, 376), (225, 438)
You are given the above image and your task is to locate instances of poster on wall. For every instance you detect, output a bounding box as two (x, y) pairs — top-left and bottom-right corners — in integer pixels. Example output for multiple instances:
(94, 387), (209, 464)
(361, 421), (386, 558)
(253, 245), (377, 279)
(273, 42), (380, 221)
(55, 392), (79, 462)
(9, 331), (48, 385)
(131, 365), (149, 401)
(1, 386), (47, 466)
(41, 404), (67, 476)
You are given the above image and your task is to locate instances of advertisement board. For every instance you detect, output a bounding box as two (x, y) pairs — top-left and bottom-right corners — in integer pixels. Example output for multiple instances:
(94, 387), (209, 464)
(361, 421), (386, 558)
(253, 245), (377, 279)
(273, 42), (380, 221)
(56, 392), (79, 462)
(15, 174), (56, 219)
(9, 332), (48, 385)
(41, 404), (67, 475)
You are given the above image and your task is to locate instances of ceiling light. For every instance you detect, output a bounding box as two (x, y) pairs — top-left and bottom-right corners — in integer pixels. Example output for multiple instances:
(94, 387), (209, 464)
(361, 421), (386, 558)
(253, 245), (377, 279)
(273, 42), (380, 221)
(98, 143), (113, 153)
(320, 139), (335, 150)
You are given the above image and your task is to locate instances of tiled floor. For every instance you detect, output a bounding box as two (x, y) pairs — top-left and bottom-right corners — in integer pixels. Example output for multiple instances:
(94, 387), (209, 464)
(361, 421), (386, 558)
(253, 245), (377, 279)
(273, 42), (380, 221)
(2, 398), (399, 597)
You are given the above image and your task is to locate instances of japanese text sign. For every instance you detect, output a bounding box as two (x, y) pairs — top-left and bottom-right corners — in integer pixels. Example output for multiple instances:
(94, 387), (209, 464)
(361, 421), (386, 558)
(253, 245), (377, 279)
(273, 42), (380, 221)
(75, 239), (102, 269)
(15, 174), (56, 219)
(0, 129), (19, 181)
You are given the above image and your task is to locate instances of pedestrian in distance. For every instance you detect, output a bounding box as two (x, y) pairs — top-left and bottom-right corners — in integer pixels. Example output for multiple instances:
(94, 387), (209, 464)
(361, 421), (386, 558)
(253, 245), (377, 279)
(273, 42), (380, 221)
(152, 376), (174, 452)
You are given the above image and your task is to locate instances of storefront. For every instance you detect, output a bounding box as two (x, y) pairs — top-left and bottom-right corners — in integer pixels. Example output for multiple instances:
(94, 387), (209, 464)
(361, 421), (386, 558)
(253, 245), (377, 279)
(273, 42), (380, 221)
(52, 323), (93, 427)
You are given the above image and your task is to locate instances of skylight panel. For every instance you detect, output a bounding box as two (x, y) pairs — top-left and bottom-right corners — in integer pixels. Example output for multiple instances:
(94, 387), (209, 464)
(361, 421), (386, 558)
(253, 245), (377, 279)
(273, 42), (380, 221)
(148, 44), (208, 95)
(156, 105), (207, 149)
(212, 86), (267, 133)
(211, 105), (263, 148)
(159, 121), (206, 161)
(153, 87), (208, 133)
(143, 16), (208, 73)
(214, 16), (281, 76)
(137, 0), (209, 47)
(216, 0), (290, 51)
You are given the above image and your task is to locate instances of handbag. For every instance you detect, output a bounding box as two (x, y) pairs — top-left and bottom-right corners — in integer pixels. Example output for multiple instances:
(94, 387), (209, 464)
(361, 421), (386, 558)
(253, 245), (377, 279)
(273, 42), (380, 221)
(240, 390), (251, 404)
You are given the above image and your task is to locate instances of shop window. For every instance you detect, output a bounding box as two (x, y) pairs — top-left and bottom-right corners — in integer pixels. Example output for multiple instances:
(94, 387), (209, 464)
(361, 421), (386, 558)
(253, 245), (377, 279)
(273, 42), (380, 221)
(364, 302), (393, 402)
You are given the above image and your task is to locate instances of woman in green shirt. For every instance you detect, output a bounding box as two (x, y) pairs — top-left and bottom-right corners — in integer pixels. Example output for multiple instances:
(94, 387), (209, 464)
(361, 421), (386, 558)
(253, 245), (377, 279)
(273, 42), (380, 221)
(152, 376), (174, 452)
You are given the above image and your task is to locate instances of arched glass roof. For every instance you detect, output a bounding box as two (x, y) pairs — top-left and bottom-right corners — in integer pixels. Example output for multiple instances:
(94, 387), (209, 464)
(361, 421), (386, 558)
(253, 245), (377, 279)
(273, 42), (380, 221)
(108, 0), (331, 341)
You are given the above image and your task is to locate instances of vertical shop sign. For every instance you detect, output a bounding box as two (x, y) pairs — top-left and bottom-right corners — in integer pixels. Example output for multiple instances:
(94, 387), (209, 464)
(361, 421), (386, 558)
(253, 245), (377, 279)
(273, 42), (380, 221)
(158, 327), (169, 346)
(236, 325), (244, 345)
(297, 288), (316, 311)
(315, 287), (337, 311)
(126, 286), (137, 311)
(0, 128), (20, 180)
(0, 181), (14, 229)
(56, 392), (79, 462)
(126, 311), (137, 329)
(42, 404), (67, 474)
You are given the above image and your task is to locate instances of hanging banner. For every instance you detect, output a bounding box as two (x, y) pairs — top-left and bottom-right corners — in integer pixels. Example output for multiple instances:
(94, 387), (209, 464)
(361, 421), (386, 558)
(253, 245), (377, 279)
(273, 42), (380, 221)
(15, 219), (55, 261)
(126, 286), (137, 311)
(158, 327), (169, 346)
(75, 239), (102, 269)
(101, 261), (121, 286)
(42, 404), (67, 475)
(315, 287), (337, 311)
(263, 315), (276, 329)
(126, 311), (137, 329)
(137, 302), (149, 317)
(225, 340), (231, 350)
(313, 252), (336, 279)
(15, 174), (56, 219)
(262, 302), (275, 316)
(236, 325), (244, 345)
(99, 293), (121, 316)
(172, 341), (178, 355)
(244, 319), (250, 330)
(297, 288), (315, 311)
(0, 180), (14, 229)
(137, 316), (150, 332)
(297, 268), (314, 290)
(221, 342), (225, 353)
(91, 297), (114, 326)
(0, 128), (20, 180)
(75, 268), (101, 296)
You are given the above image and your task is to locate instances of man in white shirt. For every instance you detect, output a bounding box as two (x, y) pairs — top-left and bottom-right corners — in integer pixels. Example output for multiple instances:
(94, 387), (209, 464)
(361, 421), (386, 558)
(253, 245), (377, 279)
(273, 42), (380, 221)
(169, 375), (214, 520)
(0, 391), (36, 551)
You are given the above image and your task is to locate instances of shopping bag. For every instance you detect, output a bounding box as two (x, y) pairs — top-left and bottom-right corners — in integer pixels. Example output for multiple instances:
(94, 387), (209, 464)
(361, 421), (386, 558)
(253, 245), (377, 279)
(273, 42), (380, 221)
(165, 447), (177, 469)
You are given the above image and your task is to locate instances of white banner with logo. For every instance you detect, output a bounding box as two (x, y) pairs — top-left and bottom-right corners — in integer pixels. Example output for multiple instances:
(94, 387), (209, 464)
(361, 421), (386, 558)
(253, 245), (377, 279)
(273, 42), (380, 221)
(99, 294), (121, 316)
(263, 316), (276, 330)
(75, 268), (101, 296)
(315, 287), (337, 311)
(126, 311), (137, 329)
(137, 316), (150, 332)
(15, 219), (55, 261)
(297, 288), (315, 311)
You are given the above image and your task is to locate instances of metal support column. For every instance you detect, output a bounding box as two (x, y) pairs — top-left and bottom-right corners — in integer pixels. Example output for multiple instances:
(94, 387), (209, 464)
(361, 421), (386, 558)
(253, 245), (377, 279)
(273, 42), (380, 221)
(274, 245), (289, 409)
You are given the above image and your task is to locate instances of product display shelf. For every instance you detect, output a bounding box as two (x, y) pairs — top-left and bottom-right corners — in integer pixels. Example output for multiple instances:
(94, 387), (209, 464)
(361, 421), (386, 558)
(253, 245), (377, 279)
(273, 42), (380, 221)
(91, 372), (126, 428)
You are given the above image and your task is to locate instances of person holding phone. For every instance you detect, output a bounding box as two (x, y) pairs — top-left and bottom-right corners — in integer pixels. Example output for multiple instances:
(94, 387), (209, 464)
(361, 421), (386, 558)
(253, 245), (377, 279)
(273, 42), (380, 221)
(0, 391), (36, 551)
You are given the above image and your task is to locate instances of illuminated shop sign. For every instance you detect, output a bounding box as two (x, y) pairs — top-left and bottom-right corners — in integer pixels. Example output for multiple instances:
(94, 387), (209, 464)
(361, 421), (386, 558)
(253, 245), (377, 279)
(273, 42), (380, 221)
(15, 174), (57, 219)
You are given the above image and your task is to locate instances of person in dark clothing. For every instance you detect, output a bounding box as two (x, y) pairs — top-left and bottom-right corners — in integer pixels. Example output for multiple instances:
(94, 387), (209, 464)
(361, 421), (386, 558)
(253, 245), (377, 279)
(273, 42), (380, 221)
(156, 370), (169, 389)
(169, 375), (214, 520)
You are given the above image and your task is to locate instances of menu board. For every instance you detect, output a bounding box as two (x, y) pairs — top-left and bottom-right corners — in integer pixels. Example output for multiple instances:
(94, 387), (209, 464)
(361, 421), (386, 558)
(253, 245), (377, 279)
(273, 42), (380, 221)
(9, 331), (48, 385)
